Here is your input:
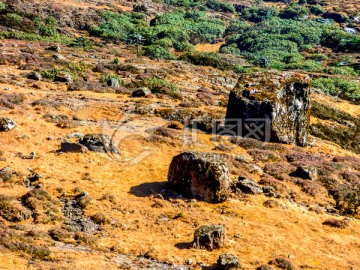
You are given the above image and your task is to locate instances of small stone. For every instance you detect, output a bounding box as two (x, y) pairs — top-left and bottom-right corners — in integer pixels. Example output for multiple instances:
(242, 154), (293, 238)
(256, 265), (275, 270)
(235, 177), (263, 194)
(107, 78), (120, 88)
(132, 87), (151, 97)
(28, 71), (42, 81)
(234, 234), (241, 239)
(0, 117), (16, 132)
(54, 71), (73, 83)
(79, 134), (120, 154)
(185, 259), (193, 265)
(217, 253), (239, 270)
(269, 257), (296, 270)
(192, 224), (225, 251)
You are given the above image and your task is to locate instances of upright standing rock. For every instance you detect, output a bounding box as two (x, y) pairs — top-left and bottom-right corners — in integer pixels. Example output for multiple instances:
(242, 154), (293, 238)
(192, 225), (225, 251)
(168, 151), (230, 203)
(225, 71), (311, 146)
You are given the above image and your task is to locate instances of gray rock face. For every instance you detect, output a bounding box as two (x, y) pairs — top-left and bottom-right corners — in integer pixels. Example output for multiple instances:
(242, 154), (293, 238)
(217, 253), (240, 270)
(192, 225), (225, 251)
(235, 177), (263, 194)
(0, 117), (16, 132)
(79, 134), (120, 154)
(168, 151), (230, 203)
(225, 71), (311, 146)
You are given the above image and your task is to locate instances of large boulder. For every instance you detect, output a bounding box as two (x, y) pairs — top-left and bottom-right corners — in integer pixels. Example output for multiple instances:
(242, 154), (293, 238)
(79, 134), (120, 154)
(168, 151), (230, 203)
(225, 71), (311, 146)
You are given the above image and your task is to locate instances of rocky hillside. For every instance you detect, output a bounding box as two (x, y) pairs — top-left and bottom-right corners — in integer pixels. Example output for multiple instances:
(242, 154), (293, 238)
(0, 0), (360, 269)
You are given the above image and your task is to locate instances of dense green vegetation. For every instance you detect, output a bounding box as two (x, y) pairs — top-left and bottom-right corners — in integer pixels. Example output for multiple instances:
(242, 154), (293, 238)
(313, 78), (360, 103)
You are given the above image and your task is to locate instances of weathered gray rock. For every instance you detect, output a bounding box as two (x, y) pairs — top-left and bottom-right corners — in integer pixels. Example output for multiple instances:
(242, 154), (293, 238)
(235, 177), (263, 194)
(192, 225), (225, 251)
(54, 71), (73, 83)
(107, 78), (120, 88)
(290, 165), (318, 180)
(79, 134), (120, 154)
(168, 151), (230, 203)
(217, 253), (240, 270)
(269, 258), (296, 270)
(0, 117), (16, 132)
(225, 71), (311, 146)
(60, 142), (88, 153)
(28, 71), (42, 81)
(132, 87), (151, 97)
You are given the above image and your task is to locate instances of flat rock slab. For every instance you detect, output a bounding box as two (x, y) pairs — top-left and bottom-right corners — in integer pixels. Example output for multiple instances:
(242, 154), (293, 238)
(79, 134), (120, 154)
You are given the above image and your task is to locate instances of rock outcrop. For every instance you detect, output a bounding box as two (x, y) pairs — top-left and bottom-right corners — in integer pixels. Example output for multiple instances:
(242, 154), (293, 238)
(168, 151), (230, 203)
(225, 71), (311, 146)
(192, 225), (225, 251)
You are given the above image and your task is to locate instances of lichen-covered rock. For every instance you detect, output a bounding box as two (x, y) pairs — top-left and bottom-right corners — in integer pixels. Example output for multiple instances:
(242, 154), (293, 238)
(0, 117), (16, 132)
(235, 177), (263, 194)
(168, 151), (230, 203)
(269, 257), (296, 270)
(225, 71), (311, 146)
(79, 134), (120, 154)
(192, 225), (225, 251)
(217, 253), (240, 269)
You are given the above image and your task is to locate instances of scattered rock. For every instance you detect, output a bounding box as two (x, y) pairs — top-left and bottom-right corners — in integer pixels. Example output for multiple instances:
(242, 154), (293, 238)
(27, 71), (42, 81)
(107, 78), (120, 88)
(168, 151), (230, 203)
(225, 71), (311, 146)
(217, 253), (240, 270)
(235, 177), (263, 194)
(0, 194), (32, 222)
(290, 165), (318, 180)
(263, 199), (285, 209)
(0, 117), (16, 132)
(192, 225), (225, 251)
(79, 134), (120, 154)
(59, 142), (88, 153)
(269, 257), (296, 270)
(132, 87), (151, 97)
(323, 219), (349, 229)
(54, 71), (73, 83)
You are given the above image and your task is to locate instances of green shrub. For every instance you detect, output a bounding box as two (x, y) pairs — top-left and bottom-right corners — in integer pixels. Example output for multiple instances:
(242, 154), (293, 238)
(143, 45), (175, 59)
(180, 52), (223, 69)
(324, 66), (357, 76)
(143, 78), (180, 98)
(0, 1), (5, 10)
(280, 4), (309, 19)
(205, 0), (235, 13)
(313, 78), (360, 103)
(33, 16), (58, 36)
(309, 5), (325, 15)
(99, 73), (122, 84)
(311, 53), (328, 62)
(242, 6), (278, 22)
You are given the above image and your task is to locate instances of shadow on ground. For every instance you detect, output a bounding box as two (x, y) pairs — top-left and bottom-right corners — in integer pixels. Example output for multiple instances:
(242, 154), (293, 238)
(130, 181), (168, 197)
